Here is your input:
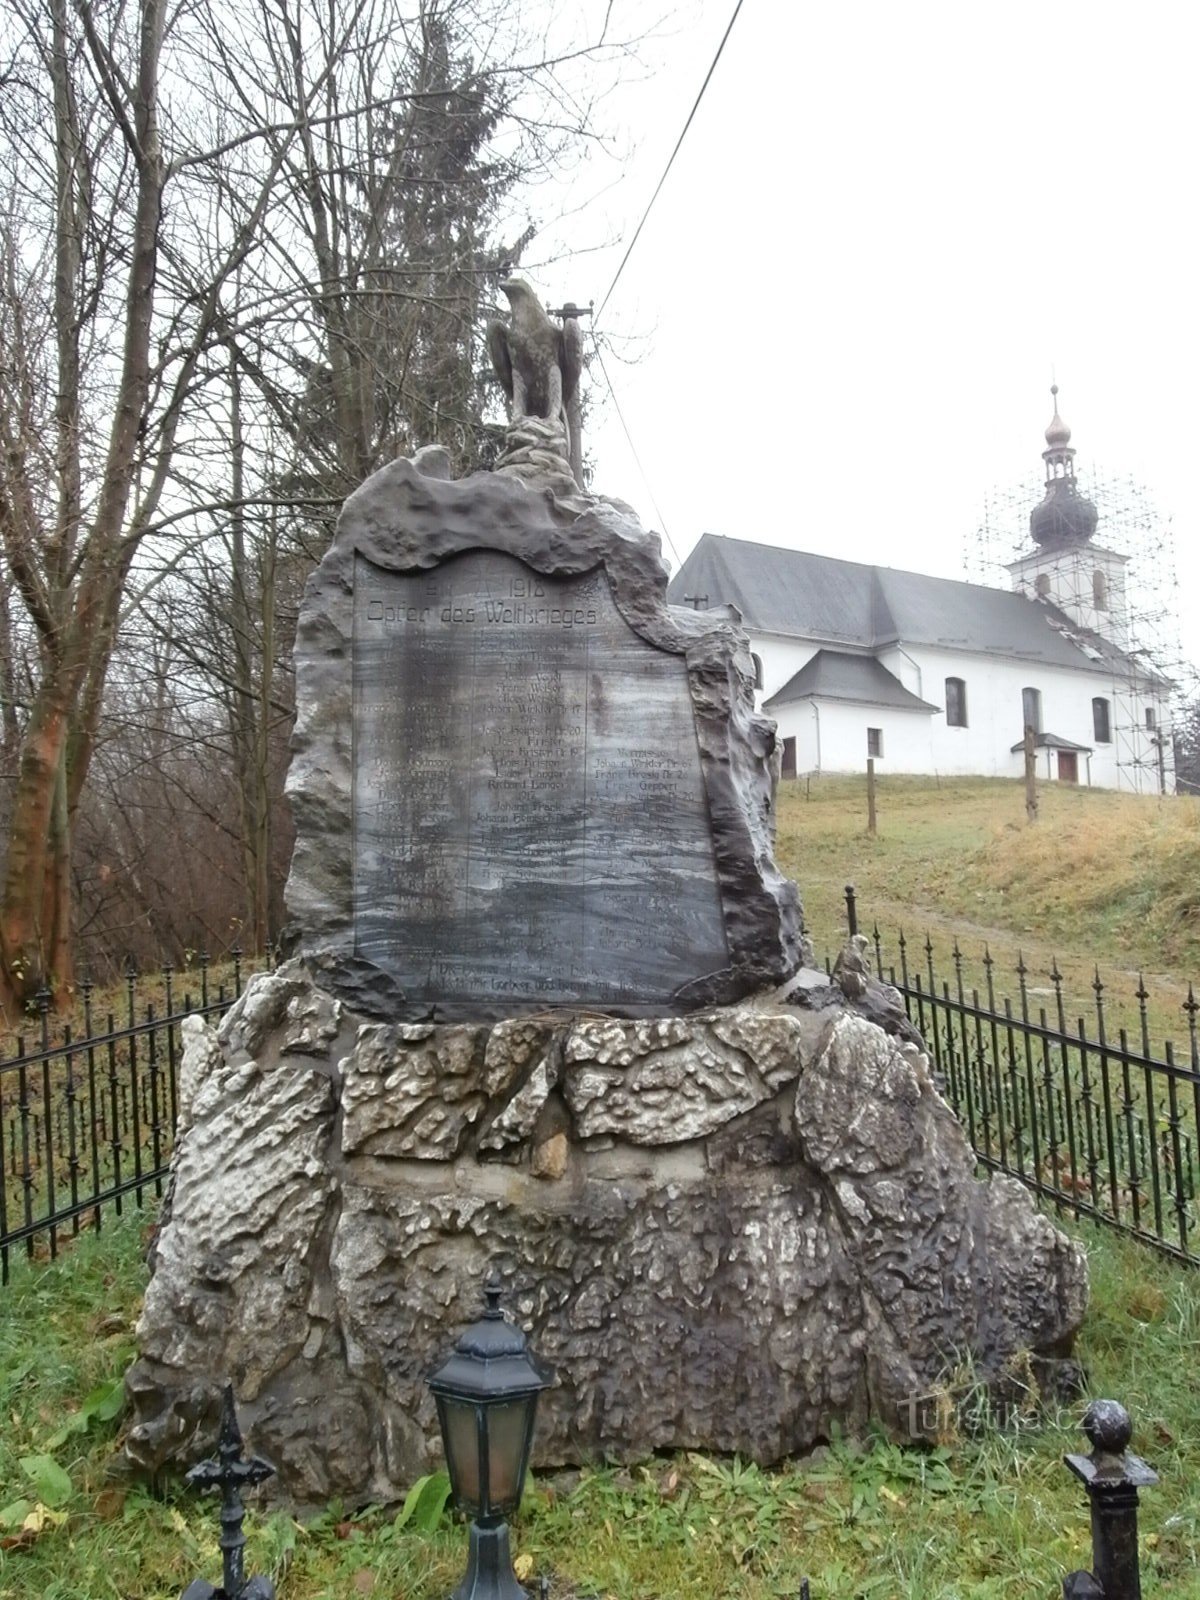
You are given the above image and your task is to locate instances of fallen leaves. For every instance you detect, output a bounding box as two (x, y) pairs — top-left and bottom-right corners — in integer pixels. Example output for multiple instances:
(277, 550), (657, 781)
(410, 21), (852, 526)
(93, 1487), (126, 1521)
(0, 1501), (68, 1551)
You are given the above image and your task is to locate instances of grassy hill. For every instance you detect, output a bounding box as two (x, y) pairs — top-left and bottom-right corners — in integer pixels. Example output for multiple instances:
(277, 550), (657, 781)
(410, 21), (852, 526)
(774, 774), (1200, 1050)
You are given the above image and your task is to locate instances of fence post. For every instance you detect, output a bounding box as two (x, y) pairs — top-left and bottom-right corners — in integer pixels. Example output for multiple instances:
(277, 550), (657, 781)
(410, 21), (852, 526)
(845, 884), (858, 938)
(1063, 1399), (1157, 1600)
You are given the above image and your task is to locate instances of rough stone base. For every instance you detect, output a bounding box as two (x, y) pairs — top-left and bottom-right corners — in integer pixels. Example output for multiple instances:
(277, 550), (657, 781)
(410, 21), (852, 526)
(126, 963), (1088, 1509)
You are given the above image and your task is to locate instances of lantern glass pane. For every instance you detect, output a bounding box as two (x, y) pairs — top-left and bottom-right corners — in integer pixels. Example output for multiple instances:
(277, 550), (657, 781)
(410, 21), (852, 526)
(486, 1398), (533, 1512)
(441, 1399), (482, 1511)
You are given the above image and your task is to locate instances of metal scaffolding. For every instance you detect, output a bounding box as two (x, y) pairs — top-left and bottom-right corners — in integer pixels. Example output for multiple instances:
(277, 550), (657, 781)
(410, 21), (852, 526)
(966, 466), (1191, 795)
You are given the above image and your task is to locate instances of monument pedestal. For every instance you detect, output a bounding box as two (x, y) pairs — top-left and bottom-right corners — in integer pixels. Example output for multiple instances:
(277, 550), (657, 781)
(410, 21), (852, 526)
(126, 962), (1088, 1509)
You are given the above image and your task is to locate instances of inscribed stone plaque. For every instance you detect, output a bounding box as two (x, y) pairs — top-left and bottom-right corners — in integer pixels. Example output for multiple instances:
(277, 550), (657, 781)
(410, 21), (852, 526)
(352, 551), (728, 1004)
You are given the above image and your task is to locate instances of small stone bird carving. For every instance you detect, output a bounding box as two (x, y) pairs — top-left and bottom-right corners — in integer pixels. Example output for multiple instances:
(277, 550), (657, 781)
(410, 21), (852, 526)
(832, 934), (872, 1001)
(487, 277), (584, 437)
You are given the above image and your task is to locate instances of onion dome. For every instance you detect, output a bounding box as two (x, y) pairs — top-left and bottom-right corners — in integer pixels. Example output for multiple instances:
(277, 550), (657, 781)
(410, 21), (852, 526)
(1030, 384), (1098, 549)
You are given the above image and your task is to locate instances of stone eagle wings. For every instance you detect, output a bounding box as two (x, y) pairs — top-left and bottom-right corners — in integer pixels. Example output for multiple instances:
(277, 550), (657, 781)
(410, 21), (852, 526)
(487, 278), (584, 433)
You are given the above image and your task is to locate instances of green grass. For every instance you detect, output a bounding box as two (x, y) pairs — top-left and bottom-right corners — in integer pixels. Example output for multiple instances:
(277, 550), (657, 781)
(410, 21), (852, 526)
(2, 1209), (1199, 1598)
(777, 774), (1200, 1054)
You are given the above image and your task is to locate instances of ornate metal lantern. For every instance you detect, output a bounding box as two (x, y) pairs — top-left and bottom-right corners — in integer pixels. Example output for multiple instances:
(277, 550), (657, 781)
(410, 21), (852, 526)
(428, 1271), (552, 1600)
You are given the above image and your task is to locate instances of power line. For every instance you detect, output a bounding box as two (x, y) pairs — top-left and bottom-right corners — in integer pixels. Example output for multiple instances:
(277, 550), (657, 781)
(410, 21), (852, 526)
(591, 334), (681, 569)
(594, 0), (747, 327)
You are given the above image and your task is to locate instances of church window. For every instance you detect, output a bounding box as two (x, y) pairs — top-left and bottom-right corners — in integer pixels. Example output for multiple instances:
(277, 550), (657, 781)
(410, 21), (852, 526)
(1145, 707), (1157, 730)
(1035, 573), (1052, 598)
(750, 652), (764, 690)
(945, 677), (968, 727)
(1022, 686), (1042, 734)
(867, 727), (883, 758)
(1093, 569), (1108, 610)
(1093, 697), (1111, 743)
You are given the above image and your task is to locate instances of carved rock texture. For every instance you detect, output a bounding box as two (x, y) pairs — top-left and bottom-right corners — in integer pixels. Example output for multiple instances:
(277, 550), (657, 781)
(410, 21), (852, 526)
(561, 1013), (812, 1143)
(127, 966), (1088, 1510)
(283, 453), (801, 1017)
(341, 1024), (490, 1157)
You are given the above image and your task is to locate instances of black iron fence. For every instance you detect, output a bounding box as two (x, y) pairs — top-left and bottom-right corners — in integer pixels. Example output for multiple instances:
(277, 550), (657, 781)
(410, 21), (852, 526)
(846, 888), (1200, 1269)
(0, 953), (249, 1284)
(8, 905), (1200, 1279)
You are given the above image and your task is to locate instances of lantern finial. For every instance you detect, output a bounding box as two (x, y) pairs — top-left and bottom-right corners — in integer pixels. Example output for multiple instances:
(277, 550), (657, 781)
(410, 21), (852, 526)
(483, 1271), (504, 1319)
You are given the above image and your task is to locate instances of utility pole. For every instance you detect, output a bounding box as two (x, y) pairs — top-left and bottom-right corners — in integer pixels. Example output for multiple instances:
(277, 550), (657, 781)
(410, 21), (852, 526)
(681, 595), (709, 611)
(547, 299), (592, 489)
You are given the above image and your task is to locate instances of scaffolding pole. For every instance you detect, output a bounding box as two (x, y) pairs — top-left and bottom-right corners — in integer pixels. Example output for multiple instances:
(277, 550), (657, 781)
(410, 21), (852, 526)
(967, 468), (1193, 795)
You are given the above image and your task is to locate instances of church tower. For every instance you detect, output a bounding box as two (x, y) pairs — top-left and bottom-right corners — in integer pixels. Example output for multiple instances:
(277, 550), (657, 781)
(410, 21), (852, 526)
(1007, 387), (1130, 647)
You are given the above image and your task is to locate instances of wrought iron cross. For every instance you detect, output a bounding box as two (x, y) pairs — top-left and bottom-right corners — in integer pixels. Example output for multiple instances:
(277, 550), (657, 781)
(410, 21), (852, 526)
(184, 1384), (276, 1599)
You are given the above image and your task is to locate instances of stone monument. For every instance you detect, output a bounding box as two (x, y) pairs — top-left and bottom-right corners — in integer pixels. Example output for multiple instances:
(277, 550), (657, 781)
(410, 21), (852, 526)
(127, 282), (1088, 1508)
(286, 449), (799, 1016)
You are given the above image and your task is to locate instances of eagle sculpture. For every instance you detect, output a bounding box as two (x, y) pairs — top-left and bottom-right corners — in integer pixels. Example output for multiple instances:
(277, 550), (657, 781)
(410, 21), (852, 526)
(487, 278), (584, 441)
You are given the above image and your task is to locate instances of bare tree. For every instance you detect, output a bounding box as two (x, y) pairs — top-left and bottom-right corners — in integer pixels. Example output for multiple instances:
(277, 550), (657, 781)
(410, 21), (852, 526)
(0, 0), (633, 1003)
(0, 0), (178, 1005)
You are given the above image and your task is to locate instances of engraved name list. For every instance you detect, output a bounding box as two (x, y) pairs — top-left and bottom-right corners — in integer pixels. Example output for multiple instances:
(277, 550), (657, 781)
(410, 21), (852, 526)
(352, 550), (728, 1004)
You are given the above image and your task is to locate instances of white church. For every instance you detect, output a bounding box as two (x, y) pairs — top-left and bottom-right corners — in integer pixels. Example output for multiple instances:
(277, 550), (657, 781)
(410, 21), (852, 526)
(667, 392), (1174, 793)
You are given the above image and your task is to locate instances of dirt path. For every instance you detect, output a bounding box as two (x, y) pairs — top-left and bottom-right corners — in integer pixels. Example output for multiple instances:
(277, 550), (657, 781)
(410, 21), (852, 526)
(808, 880), (1195, 1049)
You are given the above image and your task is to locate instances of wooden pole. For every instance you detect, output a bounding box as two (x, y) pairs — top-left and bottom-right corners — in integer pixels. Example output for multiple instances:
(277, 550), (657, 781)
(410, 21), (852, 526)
(566, 385), (584, 488)
(867, 757), (877, 836)
(1024, 725), (1038, 823)
(548, 300), (591, 490)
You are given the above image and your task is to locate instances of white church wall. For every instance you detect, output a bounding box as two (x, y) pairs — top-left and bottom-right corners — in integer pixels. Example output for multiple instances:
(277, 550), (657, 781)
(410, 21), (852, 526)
(746, 633), (824, 700)
(908, 644), (1114, 784)
(753, 631), (1174, 791)
(771, 699), (935, 776)
(874, 644), (930, 703)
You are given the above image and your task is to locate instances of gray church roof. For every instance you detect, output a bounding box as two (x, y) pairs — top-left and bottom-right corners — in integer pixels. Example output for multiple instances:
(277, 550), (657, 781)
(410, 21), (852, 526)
(666, 534), (1140, 678)
(764, 651), (939, 713)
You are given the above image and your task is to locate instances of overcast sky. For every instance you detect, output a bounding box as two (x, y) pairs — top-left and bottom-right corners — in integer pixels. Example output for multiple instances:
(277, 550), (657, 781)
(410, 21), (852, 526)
(527, 0), (1199, 676)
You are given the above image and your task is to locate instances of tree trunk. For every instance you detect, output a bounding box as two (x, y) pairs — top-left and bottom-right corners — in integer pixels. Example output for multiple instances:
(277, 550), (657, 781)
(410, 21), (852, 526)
(41, 748), (74, 992)
(0, 684), (73, 1006)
